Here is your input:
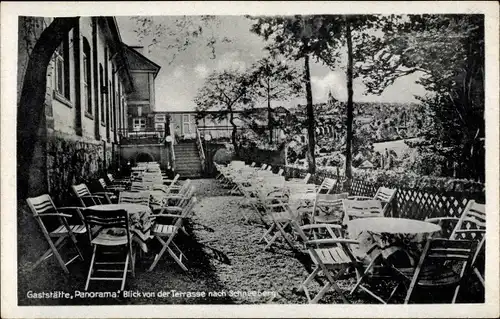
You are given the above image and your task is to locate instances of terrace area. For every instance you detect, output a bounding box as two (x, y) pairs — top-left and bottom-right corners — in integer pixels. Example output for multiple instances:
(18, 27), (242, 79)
(18, 161), (485, 306)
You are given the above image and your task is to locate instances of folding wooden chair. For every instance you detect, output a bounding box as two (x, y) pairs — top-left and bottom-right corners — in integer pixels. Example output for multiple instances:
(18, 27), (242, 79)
(392, 238), (479, 304)
(72, 183), (111, 206)
(82, 207), (135, 291)
(118, 191), (150, 206)
(163, 173), (180, 188)
(311, 193), (349, 225)
(148, 197), (198, 271)
(317, 177), (338, 195)
(26, 194), (86, 274)
(160, 182), (194, 208)
(129, 181), (148, 192)
(154, 186), (195, 217)
(96, 178), (120, 202)
(342, 199), (384, 224)
(233, 176), (269, 225)
(290, 219), (362, 303)
(426, 200), (486, 288)
(288, 173), (312, 184)
(259, 186), (303, 251)
(106, 173), (130, 189)
(349, 187), (396, 216)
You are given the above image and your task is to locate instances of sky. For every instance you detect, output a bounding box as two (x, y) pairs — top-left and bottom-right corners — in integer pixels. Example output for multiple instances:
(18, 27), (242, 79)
(116, 16), (427, 112)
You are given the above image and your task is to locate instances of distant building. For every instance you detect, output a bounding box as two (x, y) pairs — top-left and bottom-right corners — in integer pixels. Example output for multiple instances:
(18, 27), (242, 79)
(121, 44), (160, 133)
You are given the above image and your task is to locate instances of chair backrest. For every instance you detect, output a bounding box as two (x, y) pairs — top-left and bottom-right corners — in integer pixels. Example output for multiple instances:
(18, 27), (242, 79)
(158, 197), (198, 244)
(374, 187), (396, 215)
(177, 186), (196, 208)
(250, 162), (256, 167)
(118, 191), (150, 206)
(260, 164), (267, 170)
(317, 178), (337, 195)
(311, 193), (349, 223)
(451, 200), (486, 241)
(411, 238), (478, 290)
(277, 168), (284, 176)
(107, 173), (114, 183)
(26, 194), (75, 234)
(287, 182), (317, 195)
(72, 183), (91, 197)
(72, 183), (104, 207)
(166, 174), (180, 187)
(130, 182), (148, 192)
(174, 179), (192, 196)
(266, 165), (273, 171)
(342, 199), (384, 224)
(83, 207), (131, 247)
(98, 178), (107, 190)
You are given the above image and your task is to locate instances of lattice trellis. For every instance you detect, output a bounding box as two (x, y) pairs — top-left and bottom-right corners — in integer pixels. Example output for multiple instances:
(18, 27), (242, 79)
(282, 167), (485, 236)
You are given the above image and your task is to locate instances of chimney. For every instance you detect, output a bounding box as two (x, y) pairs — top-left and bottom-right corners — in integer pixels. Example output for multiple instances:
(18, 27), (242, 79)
(130, 46), (144, 55)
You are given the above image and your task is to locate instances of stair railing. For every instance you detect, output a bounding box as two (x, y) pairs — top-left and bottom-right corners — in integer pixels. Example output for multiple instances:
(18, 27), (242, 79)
(195, 127), (206, 173)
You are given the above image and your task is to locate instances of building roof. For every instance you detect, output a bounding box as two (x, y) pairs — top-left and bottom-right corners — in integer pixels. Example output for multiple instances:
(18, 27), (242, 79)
(358, 160), (375, 169)
(122, 43), (161, 78)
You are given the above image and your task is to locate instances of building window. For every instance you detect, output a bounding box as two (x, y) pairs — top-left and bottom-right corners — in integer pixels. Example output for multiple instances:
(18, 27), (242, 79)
(83, 37), (92, 115)
(155, 123), (165, 131)
(54, 32), (70, 101)
(155, 114), (166, 123)
(182, 114), (191, 134)
(99, 64), (105, 123)
(133, 118), (146, 131)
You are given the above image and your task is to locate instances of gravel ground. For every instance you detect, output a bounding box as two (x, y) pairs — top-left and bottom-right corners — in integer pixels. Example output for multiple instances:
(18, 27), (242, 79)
(16, 179), (483, 305)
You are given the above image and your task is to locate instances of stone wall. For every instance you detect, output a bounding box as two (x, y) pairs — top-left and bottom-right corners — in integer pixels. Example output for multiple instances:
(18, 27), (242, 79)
(46, 132), (110, 204)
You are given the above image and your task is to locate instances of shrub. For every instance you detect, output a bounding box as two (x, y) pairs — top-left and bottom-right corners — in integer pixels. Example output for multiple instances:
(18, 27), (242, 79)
(283, 165), (485, 193)
(213, 148), (235, 165)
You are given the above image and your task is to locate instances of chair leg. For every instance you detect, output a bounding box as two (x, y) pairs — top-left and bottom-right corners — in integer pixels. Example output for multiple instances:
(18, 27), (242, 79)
(129, 245), (136, 278)
(33, 236), (69, 274)
(167, 246), (188, 271)
(404, 269), (422, 304)
(68, 231), (85, 261)
(148, 236), (167, 272)
(121, 251), (130, 291)
(319, 267), (349, 304)
(260, 224), (276, 244)
(350, 254), (381, 294)
(171, 241), (188, 261)
(298, 266), (321, 292)
(474, 268), (485, 287)
(451, 284), (461, 303)
(85, 245), (97, 291)
(274, 221), (295, 250)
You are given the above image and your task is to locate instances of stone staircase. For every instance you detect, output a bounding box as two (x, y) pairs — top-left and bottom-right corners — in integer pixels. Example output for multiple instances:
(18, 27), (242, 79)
(173, 141), (203, 178)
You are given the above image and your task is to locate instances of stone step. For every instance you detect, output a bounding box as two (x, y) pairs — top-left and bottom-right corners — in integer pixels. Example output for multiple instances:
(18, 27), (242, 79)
(174, 155), (201, 160)
(174, 146), (198, 150)
(174, 152), (199, 157)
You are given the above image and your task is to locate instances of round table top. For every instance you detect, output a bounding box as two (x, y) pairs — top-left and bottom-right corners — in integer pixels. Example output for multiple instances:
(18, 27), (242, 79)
(347, 217), (441, 234)
(87, 203), (151, 212)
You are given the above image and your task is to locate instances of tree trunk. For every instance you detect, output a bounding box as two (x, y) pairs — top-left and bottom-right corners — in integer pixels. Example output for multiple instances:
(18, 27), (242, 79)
(345, 19), (354, 182)
(267, 81), (273, 144)
(17, 17), (78, 200)
(228, 106), (238, 155)
(304, 53), (316, 174)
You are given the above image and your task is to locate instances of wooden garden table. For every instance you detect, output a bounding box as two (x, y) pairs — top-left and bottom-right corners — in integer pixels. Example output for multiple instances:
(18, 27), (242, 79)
(347, 217), (441, 266)
(87, 203), (153, 252)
